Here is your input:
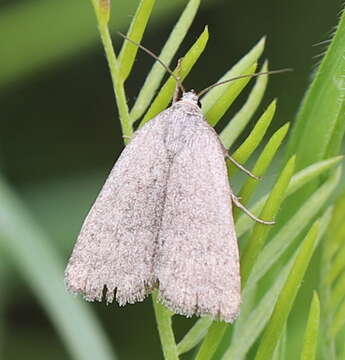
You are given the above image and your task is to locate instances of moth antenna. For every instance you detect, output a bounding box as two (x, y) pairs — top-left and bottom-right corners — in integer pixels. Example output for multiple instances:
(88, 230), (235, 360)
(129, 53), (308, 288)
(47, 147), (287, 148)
(117, 32), (185, 93)
(197, 68), (292, 97)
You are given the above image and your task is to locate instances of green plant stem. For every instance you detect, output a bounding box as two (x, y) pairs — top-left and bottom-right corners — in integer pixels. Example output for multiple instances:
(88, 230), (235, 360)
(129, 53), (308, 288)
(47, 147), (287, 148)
(91, 0), (133, 143)
(152, 293), (179, 360)
(98, 24), (133, 142)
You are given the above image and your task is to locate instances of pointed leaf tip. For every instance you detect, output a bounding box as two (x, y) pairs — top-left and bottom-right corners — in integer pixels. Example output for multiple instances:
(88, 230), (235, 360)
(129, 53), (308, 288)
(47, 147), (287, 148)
(95, 0), (111, 25)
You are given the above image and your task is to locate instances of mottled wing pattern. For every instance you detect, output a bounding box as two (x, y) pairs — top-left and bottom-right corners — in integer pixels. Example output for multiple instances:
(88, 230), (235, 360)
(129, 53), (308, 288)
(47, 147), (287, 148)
(156, 114), (240, 323)
(65, 110), (172, 305)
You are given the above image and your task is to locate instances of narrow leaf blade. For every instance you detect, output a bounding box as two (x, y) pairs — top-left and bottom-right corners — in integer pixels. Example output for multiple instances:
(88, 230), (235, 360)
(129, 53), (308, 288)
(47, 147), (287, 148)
(130, 0), (200, 121)
(241, 155), (296, 285)
(236, 157), (343, 237)
(201, 37), (266, 113)
(286, 10), (345, 171)
(234, 122), (290, 220)
(225, 208), (331, 360)
(300, 292), (320, 360)
(246, 169), (340, 290)
(219, 61), (269, 148)
(330, 300), (345, 336)
(254, 222), (320, 360)
(177, 317), (213, 355)
(140, 27), (209, 126)
(195, 322), (227, 360)
(224, 100), (277, 169)
(205, 63), (257, 127)
(118, 0), (156, 81)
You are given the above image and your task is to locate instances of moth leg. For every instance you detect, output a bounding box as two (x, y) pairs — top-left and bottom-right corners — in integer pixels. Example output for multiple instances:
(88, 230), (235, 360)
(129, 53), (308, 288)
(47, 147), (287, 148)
(226, 154), (260, 180)
(230, 193), (275, 225)
(173, 58), (184, 103)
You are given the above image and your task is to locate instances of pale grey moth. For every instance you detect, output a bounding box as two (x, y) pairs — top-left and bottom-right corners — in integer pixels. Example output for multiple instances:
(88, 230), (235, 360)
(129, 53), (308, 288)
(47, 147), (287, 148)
(65, 35), (277, 323)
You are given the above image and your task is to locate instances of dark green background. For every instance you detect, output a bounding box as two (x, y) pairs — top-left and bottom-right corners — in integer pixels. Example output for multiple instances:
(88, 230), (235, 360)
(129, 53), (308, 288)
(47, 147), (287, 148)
(0, 0), (342, 359)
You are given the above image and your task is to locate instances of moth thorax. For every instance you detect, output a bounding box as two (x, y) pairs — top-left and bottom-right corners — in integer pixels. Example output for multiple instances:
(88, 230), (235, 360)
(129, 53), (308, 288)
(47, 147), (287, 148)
(180, 91), (199, 106)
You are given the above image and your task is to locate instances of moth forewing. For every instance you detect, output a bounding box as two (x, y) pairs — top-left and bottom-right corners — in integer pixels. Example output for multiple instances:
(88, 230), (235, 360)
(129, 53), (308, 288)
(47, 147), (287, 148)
(65, 110), (172, 305)
(65, 92), (241, 322)
(155, 101), (240, 322)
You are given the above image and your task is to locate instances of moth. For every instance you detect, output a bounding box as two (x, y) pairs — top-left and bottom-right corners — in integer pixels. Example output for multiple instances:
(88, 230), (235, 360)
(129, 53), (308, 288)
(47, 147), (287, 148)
(65, 35), (278, 323)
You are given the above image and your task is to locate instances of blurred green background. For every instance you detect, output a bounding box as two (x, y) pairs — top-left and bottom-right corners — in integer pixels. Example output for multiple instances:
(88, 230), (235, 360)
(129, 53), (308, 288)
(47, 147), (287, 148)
(0, 0), (343, 359)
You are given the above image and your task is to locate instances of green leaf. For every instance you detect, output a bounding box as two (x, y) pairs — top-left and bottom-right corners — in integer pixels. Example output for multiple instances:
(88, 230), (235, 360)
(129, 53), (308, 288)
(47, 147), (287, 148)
(224, 258), (293, 360)
(177, 317), (213, 355)
(329, 271), (345, 309)
(236, 156), (344, 237)
(224, 100), (277, 170)
(283, 9), (345, 242)
(240, 155), (296, 285)
(91, 0), (110, 25)
(234, 122), (290, 220)
(130, 0), (200, 121)
(300, 292), (320, 360)
(286, 156), (344, 197)
(286, 9), (345, 171)
(273, 325), (287, 360)
(325, 240), (345, 285)
(323, 194), (345, 288)
(245, 169), (340, 290)
(319, 196), (341, 359)
(219, 61), (269, 148)
(324, 191), (345, 260)
(254, 221), (320, 360)
(118, 0), (156, 81)
(205, 63), (257, 127)
(201, 37), (266, 113)
(0, 177), (115, 360)
(325, 99), (345, 158)
(340, 341), (345, 360)
(140, 27), (209, 126)
(225, 207), (332, 360)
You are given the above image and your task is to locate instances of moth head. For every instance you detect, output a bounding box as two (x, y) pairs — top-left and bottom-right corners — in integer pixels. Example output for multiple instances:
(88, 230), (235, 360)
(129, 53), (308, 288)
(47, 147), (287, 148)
(180, 91), (201, 107)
